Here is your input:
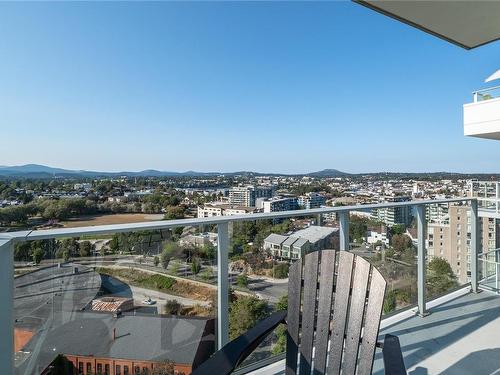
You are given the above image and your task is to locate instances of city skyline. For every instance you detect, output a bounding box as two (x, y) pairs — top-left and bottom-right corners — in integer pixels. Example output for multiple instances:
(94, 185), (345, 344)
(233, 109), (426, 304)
(2, 2), (500, 173)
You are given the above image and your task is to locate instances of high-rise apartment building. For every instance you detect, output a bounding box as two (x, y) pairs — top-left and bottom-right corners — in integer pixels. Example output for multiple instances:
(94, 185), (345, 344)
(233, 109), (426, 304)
(262, 196), (299, 213)
(427, 204), (500, 284)
(298, 192), (326, 209)
(228, 185), (274, 207)
(372, 196), (412, 227)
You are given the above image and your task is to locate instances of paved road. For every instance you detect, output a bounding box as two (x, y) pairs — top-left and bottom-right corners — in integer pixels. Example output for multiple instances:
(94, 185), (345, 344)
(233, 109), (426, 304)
(100, 274), (210, 315)
(75, 255), (290, 305)
(246, 276), (288, 303)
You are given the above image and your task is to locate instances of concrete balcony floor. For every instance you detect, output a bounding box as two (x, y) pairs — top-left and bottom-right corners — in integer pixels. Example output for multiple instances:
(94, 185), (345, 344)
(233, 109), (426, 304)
(248, 288), (500, 375)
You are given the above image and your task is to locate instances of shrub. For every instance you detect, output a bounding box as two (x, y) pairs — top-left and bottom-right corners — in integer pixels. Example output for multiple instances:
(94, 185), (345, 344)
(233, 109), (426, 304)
(273, 262), (290, 279)
(229, 296), (269, 339)
(383, 290), (397, 314)
(236, 274), (248, 288)
(164, 300), (182, 315)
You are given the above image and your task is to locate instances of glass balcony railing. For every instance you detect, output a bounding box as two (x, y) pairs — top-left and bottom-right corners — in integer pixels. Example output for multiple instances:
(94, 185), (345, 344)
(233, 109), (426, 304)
(0, 197), (484, 375)
(472, 85), (500, 102)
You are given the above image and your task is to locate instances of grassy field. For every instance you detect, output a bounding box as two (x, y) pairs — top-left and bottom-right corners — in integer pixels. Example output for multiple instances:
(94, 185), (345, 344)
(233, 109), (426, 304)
(97, 267), (216, 302)
(61, 213), (164, 227)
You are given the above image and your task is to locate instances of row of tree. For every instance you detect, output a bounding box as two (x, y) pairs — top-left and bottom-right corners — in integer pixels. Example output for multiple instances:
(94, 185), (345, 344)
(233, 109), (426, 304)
(14, 239), (97, 263)
(0, 198), (99, 225)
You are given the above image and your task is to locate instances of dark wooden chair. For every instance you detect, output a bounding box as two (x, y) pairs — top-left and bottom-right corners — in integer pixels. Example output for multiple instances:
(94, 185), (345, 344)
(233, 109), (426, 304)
(192, 250), (406, 375)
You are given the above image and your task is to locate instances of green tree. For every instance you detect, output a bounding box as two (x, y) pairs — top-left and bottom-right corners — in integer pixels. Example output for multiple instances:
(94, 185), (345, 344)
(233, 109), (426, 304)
(350, 216), (367, 243)
(14, 242), (32, 261)
(79, 241), (93, 257)
(200, 243), (216, 259)
(161, 242), (180, 269)
(191, 257), (201, 275)
(391, 234), (413, 253)
(32, 247), (44, 264)
(229, 296), (269, 339)
(427, 257), (458, 296)
(164, 206), (185, 220)
(391, 224), (406, 235)
(236, 274), (248, 288)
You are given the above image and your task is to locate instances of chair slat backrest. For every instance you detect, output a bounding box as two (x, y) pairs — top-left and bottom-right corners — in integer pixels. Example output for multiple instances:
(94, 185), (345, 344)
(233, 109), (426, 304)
(285, 249), (387, 375)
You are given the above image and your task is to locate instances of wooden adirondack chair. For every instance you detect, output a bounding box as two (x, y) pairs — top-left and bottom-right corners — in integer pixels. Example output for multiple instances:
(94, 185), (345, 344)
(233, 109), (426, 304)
(192, 250), (406, 375)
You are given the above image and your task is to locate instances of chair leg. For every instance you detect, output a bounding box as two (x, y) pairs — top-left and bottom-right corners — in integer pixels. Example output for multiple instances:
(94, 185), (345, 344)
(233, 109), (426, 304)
(382, 334), (407, 375)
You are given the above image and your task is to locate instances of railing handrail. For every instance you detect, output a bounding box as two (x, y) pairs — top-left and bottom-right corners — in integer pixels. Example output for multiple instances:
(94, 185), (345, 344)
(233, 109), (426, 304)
(479, 247), (500, 257)
(2, 197), (475, 241)
(472, 85), (500, 95)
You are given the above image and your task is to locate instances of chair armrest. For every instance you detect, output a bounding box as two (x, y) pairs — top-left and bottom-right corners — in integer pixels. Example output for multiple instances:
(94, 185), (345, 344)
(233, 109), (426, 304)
(379, 334), (407, 375)
(191, 310), (287, 375)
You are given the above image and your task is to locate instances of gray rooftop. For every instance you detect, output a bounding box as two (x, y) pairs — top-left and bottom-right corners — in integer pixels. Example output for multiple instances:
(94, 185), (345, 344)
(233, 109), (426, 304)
(19, 311), (214, 374)
(292, 226), (337, 244)
(282, 236), (299, 247)
(292, 237), (308, 248)
(264, 233), (288, 245)
(14, 263), (101, 333)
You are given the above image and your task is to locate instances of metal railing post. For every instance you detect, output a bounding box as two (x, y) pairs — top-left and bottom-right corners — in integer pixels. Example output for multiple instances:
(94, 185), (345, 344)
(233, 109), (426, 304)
(0, 238), (14, 375)
(496, 264), (499, 293)
(471, 199), (479, 293)
(339, 211), (349, 251)
(216, 222), (230, 349)
(416, 205), (429, 317)
(316, 213), (322, 226)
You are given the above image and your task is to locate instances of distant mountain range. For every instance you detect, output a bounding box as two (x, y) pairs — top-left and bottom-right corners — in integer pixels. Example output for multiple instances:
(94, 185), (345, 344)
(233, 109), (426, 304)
(0, 164), (497, 179)
(0, 164), (352, 178)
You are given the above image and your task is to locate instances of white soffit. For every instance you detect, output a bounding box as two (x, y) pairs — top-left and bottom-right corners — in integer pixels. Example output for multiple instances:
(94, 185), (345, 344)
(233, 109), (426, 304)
(354, 0), (500, 49)
(485, 70), (500, 83)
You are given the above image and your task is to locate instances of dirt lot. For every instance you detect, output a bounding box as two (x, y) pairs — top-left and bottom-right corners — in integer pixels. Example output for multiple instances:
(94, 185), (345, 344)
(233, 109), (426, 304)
(61, 213), (164, 227)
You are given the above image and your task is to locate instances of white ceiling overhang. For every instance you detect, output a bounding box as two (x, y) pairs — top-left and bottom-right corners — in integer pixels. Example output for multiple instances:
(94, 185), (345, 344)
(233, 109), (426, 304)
(354, 0), (500, 49)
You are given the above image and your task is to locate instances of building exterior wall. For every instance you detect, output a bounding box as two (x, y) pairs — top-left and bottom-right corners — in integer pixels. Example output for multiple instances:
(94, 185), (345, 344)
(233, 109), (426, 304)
(197, 204), (254, 218)
(228, 186), (274, 207)
(372, 196), (412, 227)
(262, 197), (299, 213)
(427, 205), (499, 284)
(63, 355), (191, 375)
(298, 192), (326, 209)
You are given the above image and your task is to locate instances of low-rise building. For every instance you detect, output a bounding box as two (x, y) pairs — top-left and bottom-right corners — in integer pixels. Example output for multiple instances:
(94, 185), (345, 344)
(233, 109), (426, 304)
(263, 226), (338, 260)
(180, 232), (218, 248)
(366, 230), (389, 246)
(197, 203), (255, 218)
(39, 312), (215, 375)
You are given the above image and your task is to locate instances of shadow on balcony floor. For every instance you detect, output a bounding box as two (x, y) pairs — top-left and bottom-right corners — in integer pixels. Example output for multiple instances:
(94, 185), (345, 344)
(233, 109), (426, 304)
(373, 290), (500, 375)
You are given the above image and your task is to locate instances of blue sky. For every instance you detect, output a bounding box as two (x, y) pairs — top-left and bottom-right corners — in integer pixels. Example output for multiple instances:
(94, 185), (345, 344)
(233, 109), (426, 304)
(1, 2), (500, 174)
